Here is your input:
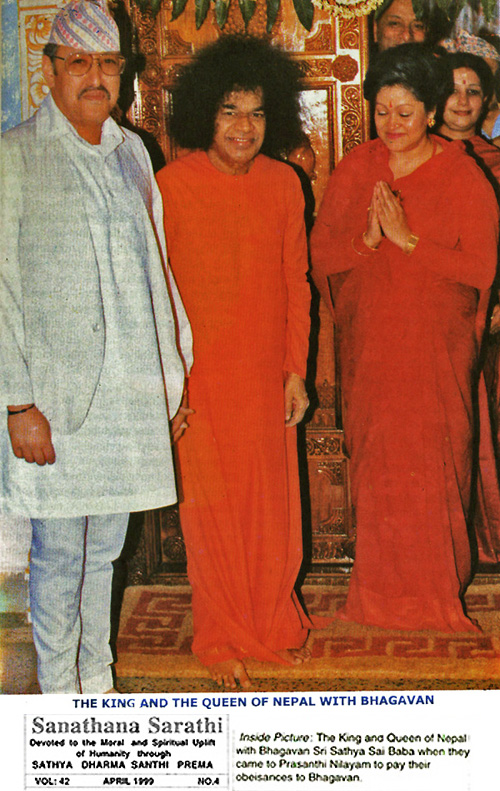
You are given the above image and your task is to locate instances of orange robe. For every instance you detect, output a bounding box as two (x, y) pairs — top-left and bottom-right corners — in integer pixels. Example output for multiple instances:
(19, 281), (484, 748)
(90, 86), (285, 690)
(156, 151), (314, 665)
(311, 137), (499, 632)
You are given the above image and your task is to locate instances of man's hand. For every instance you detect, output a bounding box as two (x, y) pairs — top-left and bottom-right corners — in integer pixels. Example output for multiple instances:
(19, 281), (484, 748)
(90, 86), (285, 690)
(284, 373), (309, 427)
(170, 396), (195, 443)
(7, 405), (56, 465)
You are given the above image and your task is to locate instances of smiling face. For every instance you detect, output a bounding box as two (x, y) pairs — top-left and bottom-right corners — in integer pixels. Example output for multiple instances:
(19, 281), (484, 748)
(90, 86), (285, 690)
(42, 45), (120, 144)
(375, 84), (434, 154)
(440, 67), (486, 140)
(207, 88), (266, 175)
(374, 0), (427, 52)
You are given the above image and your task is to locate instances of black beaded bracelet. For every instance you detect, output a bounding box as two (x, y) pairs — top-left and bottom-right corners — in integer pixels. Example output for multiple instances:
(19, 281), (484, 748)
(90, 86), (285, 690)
(7, 404), (35, 416)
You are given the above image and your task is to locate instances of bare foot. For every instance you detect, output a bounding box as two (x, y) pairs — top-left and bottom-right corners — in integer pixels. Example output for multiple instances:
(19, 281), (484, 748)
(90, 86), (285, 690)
(276, 646), (311, 665)
(209, 659), (252, 690)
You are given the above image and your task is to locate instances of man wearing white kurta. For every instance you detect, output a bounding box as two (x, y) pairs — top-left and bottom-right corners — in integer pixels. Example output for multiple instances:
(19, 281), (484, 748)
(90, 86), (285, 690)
(0, 0), (192, 693)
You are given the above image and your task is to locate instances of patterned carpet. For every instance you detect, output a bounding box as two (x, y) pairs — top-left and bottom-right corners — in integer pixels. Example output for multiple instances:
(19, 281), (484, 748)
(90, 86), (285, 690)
(115, 581), (500, 693)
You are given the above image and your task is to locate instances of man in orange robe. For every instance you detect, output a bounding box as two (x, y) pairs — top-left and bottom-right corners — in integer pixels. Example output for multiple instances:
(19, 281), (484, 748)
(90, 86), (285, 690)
(157, 36), (318, 688)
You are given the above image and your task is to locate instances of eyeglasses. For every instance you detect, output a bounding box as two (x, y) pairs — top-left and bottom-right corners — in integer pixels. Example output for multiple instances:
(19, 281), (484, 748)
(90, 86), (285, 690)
(384, 19), (427, 37)
(53, 52), (126, 76)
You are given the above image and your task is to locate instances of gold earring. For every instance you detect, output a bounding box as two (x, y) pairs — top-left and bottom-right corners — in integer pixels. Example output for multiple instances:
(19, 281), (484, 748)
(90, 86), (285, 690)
(428, 117), (436, 128)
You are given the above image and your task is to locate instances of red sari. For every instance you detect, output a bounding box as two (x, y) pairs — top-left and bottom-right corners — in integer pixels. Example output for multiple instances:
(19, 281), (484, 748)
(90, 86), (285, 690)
(467, 134), (500, 184)
(156, 152), (315, 665)
(311, 137), (499, 632)
(464, 136), (500, 564)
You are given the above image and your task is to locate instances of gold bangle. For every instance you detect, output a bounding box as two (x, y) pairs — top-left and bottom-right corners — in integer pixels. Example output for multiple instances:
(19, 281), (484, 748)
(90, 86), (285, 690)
(362, 232), (379, 251)
(405, 233), (419, 256)
(351, 236), (371, 256)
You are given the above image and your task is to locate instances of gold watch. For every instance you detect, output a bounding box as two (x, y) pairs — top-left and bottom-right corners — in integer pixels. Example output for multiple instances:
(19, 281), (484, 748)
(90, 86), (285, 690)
(405, 233), (419, 256)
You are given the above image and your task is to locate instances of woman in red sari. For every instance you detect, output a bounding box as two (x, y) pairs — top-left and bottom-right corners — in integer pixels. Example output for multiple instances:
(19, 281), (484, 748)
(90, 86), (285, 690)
(436, 51), (500, 566)
(311, 44), (499, 632)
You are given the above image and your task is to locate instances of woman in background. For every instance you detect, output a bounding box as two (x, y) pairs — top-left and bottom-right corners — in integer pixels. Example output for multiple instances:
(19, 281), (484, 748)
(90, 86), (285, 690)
(436, 51), (500, 567)
(440, 30), (500, 145)
(436, 51), (500, 179)
(311, 44), (499, 633)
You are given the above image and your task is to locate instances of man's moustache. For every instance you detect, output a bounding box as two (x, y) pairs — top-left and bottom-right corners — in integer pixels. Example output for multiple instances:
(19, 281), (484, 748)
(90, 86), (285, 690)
(78, 87), (111, 99)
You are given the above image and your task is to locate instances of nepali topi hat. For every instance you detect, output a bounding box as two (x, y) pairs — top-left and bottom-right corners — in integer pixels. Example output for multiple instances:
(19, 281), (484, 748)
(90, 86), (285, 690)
(48, 0), (120, 53)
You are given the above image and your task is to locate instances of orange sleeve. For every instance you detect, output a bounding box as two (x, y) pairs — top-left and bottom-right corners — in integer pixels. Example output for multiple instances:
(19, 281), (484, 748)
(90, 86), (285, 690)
(310, 153), (380, 311)
(283, 173), (310, 380)
(410, 172), (499, 291)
